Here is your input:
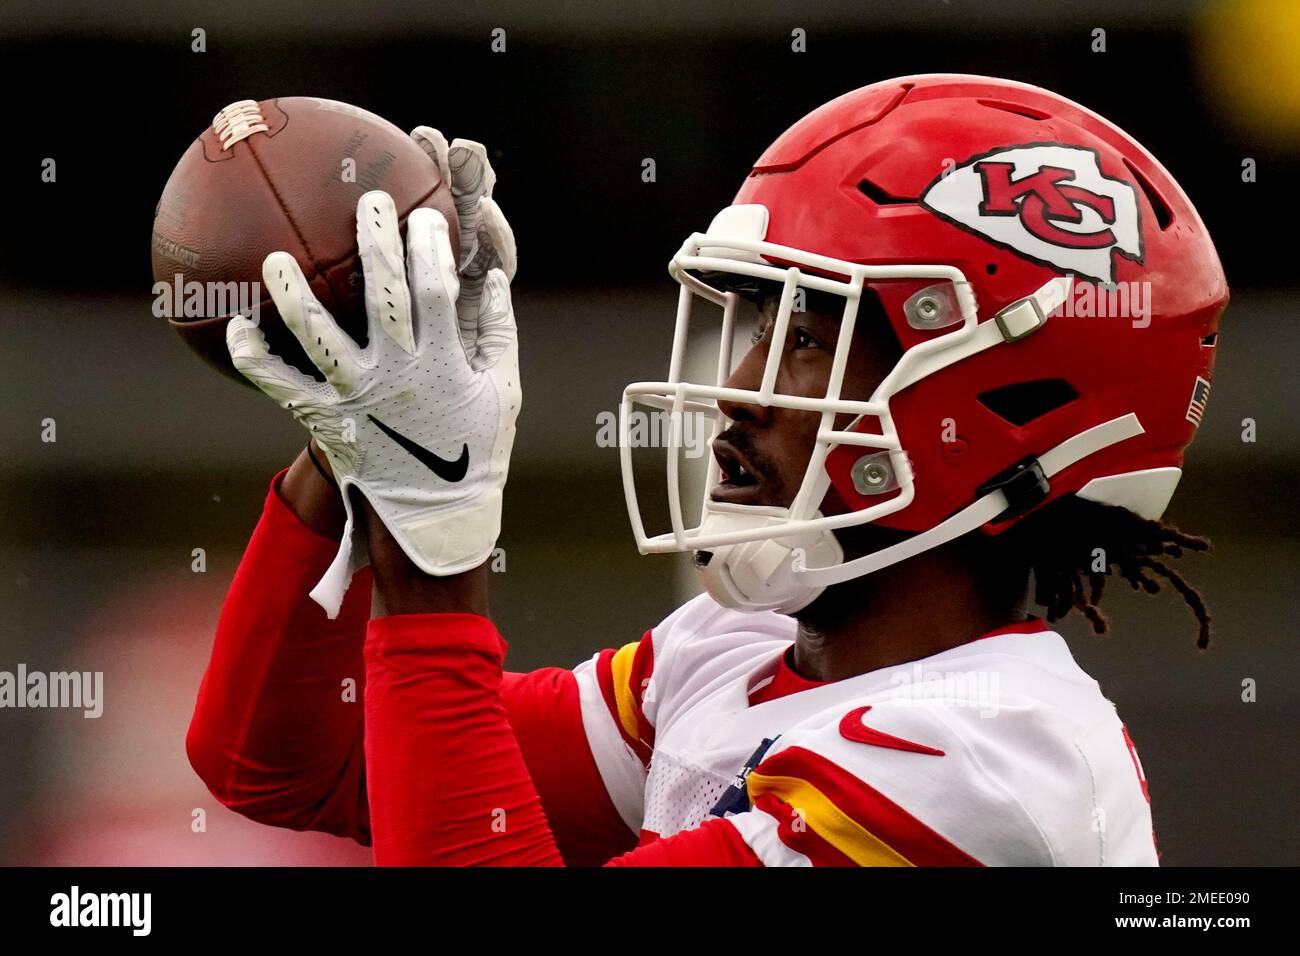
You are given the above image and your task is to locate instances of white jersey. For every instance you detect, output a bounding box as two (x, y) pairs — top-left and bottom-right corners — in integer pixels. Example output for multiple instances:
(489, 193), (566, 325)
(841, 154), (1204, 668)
(575, 593), (1157, 866)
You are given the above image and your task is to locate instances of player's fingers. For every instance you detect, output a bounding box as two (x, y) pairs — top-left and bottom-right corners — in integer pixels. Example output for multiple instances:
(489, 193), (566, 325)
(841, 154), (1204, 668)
(356, 191), (416, 355)
(479, 197), (518, 282)
(469, 268), (517, 372)
(262, 251), (357, 393)
(447, 140), (495, 272)
(448, 138), (497, 205)
(409, 126), (451, 185)
(225, 314), (317, 405)
(405, 206), (467, 363)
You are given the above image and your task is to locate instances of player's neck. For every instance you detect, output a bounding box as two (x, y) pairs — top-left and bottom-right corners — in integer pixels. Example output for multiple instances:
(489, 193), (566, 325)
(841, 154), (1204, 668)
(790, 539), (1029, 682)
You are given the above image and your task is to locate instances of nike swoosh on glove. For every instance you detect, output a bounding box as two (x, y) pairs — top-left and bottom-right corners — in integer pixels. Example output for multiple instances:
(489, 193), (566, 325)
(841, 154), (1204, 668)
(226, 189), (520, 618)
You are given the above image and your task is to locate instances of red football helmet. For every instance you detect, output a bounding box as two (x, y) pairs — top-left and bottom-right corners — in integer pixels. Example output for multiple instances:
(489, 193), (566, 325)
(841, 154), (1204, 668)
(619, 74), (1228, 613)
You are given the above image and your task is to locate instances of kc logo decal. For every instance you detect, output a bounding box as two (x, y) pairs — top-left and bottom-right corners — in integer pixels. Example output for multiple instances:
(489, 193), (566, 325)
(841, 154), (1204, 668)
(921, 144), (1143, 283)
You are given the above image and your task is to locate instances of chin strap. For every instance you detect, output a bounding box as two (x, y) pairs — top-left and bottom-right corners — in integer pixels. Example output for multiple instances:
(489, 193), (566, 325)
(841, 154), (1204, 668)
(792, 412), (1145, 587)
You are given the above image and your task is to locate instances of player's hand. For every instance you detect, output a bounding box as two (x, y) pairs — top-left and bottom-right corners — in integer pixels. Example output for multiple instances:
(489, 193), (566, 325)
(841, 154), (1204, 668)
(225, 190), (520, 618)
(409, 127), (517, 320)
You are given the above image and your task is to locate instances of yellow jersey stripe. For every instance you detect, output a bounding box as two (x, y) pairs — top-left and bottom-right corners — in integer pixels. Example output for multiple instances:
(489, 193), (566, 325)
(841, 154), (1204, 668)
(747, 771), (915, 867)
(608, 641), (642, 741)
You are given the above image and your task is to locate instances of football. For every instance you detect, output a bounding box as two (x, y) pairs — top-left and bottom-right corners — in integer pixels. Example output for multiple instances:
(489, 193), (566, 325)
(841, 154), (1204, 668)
(151, 96), (459, 385)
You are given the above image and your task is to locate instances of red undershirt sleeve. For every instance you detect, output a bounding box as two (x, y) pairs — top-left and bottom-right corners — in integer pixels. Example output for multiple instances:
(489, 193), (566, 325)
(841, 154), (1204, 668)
(364, 613), (565, 866)
(605, 817), (762, 866)
(186, 471), (375, 843)
(500, 668), (638, 865)
(190, 472), (642, 863)
(364, 612), (763, 867)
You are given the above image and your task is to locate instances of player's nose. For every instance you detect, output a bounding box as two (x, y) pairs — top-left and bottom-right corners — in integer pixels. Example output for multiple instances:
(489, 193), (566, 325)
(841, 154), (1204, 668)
(717, 344), (774, 426)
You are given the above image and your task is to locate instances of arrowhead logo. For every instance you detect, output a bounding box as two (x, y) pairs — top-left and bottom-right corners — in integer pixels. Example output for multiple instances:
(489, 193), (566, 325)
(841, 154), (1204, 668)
(920, 143), (1143, 283)
(367, 414), (470, 482)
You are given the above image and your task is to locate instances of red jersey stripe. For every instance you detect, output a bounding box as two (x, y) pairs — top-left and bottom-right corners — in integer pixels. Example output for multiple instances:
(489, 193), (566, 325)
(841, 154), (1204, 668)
(593, 631), (655, 765)
(751, 793), (860, 866)
(750, 746), (983, 866)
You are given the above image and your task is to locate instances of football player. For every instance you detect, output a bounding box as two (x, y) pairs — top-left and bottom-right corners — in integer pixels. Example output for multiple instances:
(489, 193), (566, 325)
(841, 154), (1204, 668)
(188, 75), (1227, 866)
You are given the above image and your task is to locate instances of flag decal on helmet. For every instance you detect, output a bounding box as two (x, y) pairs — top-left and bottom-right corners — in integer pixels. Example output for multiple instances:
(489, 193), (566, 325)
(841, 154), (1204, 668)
(920, 143), (1143, 283)
(1185, 376), (1211, 427)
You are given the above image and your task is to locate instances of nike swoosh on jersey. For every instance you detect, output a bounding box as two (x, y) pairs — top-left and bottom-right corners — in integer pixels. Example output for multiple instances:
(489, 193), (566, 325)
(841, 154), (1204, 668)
(838, 706), (945, 756)
(367, 414), (469, 482)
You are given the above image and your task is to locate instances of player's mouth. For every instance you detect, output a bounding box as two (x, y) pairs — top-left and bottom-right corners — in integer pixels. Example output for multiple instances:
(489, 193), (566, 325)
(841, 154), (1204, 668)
(710, 438), (769, 505)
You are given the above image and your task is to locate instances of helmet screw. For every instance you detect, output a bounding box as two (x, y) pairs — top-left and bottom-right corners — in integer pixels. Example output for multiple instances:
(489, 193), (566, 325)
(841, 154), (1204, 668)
(851, 452), (895, 495)
(904, 285), (959, 331)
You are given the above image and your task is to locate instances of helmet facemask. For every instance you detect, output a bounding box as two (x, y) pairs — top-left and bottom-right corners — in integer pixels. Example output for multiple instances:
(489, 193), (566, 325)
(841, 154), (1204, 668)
(621, 204), (989, 612)
(619, 203), (1143, 615)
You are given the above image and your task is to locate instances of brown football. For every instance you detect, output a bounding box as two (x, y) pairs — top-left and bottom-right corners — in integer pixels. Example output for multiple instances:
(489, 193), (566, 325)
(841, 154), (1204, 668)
(151, 96), (459, 385)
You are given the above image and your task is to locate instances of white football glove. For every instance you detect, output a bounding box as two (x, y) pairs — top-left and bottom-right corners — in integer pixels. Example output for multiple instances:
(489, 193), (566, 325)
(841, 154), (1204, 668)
(227, 183), (520, 619)
(409, 128), (518, 340)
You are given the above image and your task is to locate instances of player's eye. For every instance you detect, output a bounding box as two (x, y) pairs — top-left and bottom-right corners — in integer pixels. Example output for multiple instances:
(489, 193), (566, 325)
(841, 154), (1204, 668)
(792, 327), (824, 350)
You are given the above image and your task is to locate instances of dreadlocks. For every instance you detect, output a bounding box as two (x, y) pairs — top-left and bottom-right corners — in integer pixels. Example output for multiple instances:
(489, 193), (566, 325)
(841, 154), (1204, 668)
(1010, 496), (1212, 649)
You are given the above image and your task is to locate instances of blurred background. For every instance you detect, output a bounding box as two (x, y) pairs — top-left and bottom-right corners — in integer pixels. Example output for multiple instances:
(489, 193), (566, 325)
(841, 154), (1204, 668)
(0, 0), (1295, 865)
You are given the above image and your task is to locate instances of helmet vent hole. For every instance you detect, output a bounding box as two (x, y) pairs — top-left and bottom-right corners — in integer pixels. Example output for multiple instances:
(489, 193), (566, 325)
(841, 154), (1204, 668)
(977, 379), (1079, 426)
(1201, 332), (1218, 347)
(1123, 158), (1174, 231)
(976, 99), (1051, 121)
(986, 263), (998, 276)
(857, 178), (915, 206)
